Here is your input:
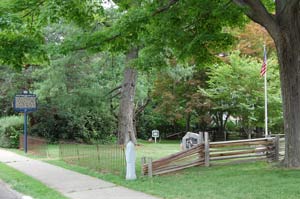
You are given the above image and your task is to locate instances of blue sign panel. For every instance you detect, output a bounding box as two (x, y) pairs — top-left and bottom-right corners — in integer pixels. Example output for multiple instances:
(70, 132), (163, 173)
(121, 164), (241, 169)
(13, 92), (37, 153)
(13, 94), (37, 112)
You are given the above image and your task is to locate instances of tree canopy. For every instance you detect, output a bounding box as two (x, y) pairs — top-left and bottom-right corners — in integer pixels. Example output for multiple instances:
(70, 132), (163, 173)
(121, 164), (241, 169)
(4, 0), (300, 167)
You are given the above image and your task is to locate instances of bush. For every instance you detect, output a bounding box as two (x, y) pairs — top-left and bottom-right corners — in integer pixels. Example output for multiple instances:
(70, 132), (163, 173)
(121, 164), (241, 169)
(29, 105), (117, 143)
(0, 116), (23, 148)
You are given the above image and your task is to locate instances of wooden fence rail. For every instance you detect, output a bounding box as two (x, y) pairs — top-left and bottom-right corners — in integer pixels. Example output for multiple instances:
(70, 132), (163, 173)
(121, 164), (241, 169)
(142, 144), (205, 176)
(142, 133), (280, 177)
(209, 137), (277, 166)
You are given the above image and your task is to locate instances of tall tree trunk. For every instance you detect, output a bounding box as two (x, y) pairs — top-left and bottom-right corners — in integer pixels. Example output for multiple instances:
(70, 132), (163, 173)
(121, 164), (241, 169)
(233, 0), (300, 168)
(118, 48), (138, 145)
(185, 113), (191, 132)
(216, 112), (224, 141)
(275, 11), (300, 167)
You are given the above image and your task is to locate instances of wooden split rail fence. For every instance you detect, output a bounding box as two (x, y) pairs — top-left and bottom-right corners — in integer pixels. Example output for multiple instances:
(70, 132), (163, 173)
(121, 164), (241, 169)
(142, 133), (280, 177)
(142, 144), (205, 176)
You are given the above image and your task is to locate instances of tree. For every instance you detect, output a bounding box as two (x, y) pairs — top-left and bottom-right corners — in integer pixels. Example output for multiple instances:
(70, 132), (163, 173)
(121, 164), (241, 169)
(122, 0), (299, 167)
(231, 0), (300, 167)
(4, 0), (298, 167)
(1, 0), (247, 145)
(31, 47), (121, 142)
(118, 49), (139, 145)
(0, 0), (141, 145)
(152, 63), (210, 134)
(204, 52), (282, 140)
(0, 65), (34, 116)
(234, 22), (276, 57)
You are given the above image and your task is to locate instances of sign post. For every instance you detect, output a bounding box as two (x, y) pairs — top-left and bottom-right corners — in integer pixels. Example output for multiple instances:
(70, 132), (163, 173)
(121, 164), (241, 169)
(24, 111), (28, 153)
(13, 91), (37, 153)
(151, 130), (159, 143)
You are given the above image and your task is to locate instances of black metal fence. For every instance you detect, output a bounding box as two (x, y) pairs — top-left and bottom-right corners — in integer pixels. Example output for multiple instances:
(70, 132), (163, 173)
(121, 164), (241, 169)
(59, 142), (125, 175)
(19, 135), (48, 157)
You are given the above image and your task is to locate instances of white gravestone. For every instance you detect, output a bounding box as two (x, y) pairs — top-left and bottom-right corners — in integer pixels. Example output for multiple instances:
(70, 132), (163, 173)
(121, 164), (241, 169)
(125, 141), (137, 180)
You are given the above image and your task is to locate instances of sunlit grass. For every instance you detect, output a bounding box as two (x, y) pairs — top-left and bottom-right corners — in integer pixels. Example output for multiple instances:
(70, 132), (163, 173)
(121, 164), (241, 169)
(10, 141), (299, 199)
(44, 141), (300, 199)
(0, 162), (67, 199)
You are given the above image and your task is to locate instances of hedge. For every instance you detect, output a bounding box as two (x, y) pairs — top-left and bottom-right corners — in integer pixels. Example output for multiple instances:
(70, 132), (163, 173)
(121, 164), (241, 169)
(0, 116), (23, 148)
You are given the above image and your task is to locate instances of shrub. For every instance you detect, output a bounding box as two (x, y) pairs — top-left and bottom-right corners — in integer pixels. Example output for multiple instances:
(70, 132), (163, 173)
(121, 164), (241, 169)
(29, 105), (117, 143)
(0, 116), (23, 148)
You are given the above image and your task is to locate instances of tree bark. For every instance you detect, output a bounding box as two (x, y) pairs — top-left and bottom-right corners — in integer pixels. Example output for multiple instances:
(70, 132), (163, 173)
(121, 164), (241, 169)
(118, 48), (138, 145)
(233, 0), (300, 168)
(275, 8), (300, 167)
(185, 113), (191, 132)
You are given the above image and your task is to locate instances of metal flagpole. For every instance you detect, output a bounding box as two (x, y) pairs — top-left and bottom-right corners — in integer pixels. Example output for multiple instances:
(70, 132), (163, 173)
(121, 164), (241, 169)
(263, 44), (268, 137)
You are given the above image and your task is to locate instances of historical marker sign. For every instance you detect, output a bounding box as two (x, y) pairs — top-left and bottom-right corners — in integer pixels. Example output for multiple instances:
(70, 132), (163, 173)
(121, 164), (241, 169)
(13, 92), (37, 154)
(14, 94), (37, 112)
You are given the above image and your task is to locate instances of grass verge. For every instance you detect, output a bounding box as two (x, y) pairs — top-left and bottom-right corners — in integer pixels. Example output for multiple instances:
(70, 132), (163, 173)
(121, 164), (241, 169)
(10, 142), (300, 199)
(47, 149), (300, 199)
(0, 162), (68, 199)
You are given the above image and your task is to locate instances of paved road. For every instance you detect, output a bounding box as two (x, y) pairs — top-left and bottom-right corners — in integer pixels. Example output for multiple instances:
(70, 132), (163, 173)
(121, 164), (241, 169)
(0, 181), (21, 199)
(0, 149), (159, 199)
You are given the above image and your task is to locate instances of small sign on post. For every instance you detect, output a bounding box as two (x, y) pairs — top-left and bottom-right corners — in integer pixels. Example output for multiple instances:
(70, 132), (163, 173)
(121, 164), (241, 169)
(152, 130), (159, 143)
(13, 91), (37, 153)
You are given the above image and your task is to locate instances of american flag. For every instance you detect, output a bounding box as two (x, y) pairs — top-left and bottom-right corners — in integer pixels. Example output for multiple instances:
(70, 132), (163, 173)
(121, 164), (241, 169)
(260, 46), (267, 76)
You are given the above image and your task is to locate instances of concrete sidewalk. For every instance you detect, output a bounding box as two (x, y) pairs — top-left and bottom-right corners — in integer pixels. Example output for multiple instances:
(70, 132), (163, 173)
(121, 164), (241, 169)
(0, 149), (159, 199)
(0, 180), (22, 199)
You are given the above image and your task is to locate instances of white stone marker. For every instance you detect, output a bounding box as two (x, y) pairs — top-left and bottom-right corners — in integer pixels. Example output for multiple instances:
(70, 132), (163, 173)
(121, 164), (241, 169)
(125, 141), (137, 180)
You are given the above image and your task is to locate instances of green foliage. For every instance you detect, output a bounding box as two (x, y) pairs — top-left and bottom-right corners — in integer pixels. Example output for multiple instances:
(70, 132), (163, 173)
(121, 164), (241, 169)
(61, 0), (247, 68)
(29, 28), (125, 142)
(0, 116), (23, 148)
(0, 0), (106, 69)
(0, 31), (46, 69)
(140, 0), (246, 65)
(204, 52), (282, 135)
(0, 2), (47, 69)
(7, 0), (104, 28)
(29, 105), (116, 143)
(0, 0), (283, 143)
(147, 64), (210, 136)
(0, 63), (39, 118)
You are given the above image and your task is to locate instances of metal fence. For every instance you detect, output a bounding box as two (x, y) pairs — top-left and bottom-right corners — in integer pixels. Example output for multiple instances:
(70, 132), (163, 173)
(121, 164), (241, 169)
(59, 142), (125, 175)
(19, 135), (48, 157)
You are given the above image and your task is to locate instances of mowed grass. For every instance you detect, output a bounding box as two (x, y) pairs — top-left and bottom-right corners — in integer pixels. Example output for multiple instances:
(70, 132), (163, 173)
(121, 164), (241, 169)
(0, 162), (67, 199)
(45, 141), (300, 199)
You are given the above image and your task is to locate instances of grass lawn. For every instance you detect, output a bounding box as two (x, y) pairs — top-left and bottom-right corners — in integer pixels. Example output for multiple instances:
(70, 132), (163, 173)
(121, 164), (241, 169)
(48, 160), (300, 199)
(40, 141), (300, 199)
(0, 162), (67, 199)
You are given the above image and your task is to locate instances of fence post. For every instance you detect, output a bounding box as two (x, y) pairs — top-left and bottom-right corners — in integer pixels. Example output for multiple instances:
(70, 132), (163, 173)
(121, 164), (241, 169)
(45, 143), (49, 158)
(204, 132), (210, 167)
(96, 145), (101, 170)
(141, 157), (146, 176)
(59, 143), (63, 160)
(199, 132), (204, 144)
(76, 144), (80, 164)
(274, 135), (280, 162)
(148, 158), (153, 177)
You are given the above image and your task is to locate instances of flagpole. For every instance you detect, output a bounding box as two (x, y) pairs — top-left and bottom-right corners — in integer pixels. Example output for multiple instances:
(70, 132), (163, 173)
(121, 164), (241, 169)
(263, 44), (268, 137)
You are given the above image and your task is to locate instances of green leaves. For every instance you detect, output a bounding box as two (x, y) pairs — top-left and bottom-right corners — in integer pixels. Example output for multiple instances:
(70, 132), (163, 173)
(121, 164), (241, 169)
(205, 51), (282, 132)
(0, 30), (46, 69)
(142, 0), (245, 65)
